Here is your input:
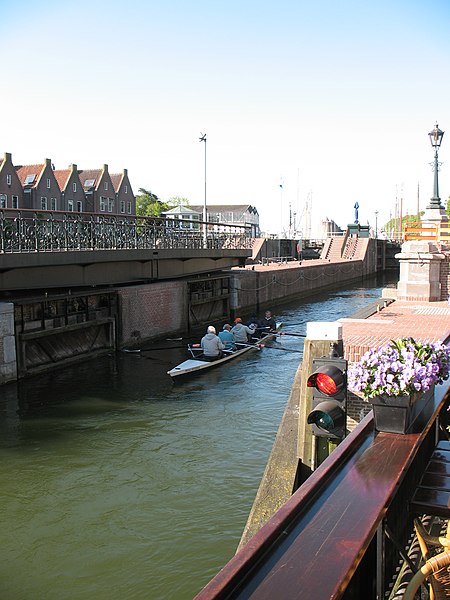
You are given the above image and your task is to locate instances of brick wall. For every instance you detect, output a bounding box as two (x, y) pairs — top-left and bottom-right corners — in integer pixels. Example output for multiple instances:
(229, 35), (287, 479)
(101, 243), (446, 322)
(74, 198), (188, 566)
(440, 252), (450, 300)
(117, 281), (187, 347)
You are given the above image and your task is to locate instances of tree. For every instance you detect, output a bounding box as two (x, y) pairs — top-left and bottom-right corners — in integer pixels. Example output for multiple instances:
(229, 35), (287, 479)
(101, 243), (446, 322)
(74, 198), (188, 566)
(135, 188), (169, 217)
(446, 196), (450, 218)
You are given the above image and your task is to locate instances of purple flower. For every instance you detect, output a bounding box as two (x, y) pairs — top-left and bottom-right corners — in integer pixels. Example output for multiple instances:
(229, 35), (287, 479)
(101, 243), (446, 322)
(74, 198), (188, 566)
(347, 337), (450, 401)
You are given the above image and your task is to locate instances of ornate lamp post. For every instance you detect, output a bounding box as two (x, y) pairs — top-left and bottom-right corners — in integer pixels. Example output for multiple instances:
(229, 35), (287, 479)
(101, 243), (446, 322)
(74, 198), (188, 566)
(427, 123), (444, 210)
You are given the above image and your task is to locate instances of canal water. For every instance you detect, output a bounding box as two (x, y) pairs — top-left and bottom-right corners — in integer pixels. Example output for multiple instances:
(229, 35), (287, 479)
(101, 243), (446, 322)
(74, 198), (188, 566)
(0, 275), (397, 600)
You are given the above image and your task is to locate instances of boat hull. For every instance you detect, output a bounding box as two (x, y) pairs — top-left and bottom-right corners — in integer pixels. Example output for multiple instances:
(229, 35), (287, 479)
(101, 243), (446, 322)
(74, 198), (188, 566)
(167, 329), (279, 382)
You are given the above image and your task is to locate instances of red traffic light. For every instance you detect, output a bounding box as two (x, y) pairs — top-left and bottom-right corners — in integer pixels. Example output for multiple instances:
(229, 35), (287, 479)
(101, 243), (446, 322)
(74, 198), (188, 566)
(307, 365), (345, 397)
(307, 356), (348, 440)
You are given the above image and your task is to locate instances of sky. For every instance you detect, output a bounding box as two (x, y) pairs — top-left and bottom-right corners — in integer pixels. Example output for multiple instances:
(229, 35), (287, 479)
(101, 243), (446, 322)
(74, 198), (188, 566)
(2, 0), (450, 237)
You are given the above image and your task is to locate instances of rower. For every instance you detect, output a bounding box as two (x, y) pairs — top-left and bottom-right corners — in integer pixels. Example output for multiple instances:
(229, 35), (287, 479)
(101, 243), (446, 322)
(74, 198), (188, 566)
(218, 324), (236, 351)
(260, 310), (277, 332)
(200, 325), (225, 361)
(231, 318), (254, 345)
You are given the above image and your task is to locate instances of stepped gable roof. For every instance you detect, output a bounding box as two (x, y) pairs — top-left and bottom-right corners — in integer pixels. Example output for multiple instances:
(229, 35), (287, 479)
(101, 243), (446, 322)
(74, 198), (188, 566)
(16, 163), (44, 188)
(78, 169), (101, 190)
(53, 169), (71, 191)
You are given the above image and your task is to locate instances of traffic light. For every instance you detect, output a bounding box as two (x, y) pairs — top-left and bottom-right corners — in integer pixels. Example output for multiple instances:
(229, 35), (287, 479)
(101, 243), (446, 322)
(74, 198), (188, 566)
(307, 354), (348, 440)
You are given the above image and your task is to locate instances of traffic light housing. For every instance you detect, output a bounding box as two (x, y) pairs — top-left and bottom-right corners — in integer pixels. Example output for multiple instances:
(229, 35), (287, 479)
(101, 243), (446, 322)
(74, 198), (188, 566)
(307, 354), (348, 440)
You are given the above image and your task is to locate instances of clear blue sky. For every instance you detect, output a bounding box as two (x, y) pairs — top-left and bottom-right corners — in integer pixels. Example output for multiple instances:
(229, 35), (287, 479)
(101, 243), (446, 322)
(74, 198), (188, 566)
(2, 0), (450, 236)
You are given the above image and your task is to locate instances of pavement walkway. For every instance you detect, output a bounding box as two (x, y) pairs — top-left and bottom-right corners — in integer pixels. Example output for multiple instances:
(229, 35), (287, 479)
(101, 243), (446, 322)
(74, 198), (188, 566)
(342, 299), (450, 363)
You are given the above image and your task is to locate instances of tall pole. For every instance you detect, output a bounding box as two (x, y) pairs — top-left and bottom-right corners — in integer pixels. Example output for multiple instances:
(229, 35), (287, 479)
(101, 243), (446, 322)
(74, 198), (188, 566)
(375, 210), (378, 238)
(199, 133), (207, 247)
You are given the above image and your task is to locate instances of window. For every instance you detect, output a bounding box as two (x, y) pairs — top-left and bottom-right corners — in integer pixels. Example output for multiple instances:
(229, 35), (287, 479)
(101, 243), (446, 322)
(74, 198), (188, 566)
(25, 174), (35, 185)
(73, 182), (77, 193)
(50, 198), (57, 211)
(120, 200), (125, 213)
(108, 198), (114, 212)
(6, 174), (11, 185)
(0, 194), (7, 208)
(41, 197), (47, 210)
(12, 196), (18, 209)
(76, 201), (82, 212)
(47, 178), (51, 189)
(127, 201), (132, 214)
(124, 185), (128, 194)
(104, 181), (108, 191)
(100, 196), (106, 211)
(68, 200), (74, 212)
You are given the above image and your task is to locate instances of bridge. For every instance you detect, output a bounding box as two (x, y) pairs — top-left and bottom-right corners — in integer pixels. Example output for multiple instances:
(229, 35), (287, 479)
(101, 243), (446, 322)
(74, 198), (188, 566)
(0, 210), (253, 291)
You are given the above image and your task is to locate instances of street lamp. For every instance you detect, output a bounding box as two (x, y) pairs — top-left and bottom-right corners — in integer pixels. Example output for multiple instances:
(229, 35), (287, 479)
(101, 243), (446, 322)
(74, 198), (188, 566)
(375, 210), (378, 238)
(199, 132), (207, 247)
(427, 123), (444, 209)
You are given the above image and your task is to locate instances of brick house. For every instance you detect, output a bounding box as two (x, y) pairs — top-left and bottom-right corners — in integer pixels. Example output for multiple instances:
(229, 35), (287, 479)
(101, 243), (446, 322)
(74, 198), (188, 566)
(111, 168), (135, 216)
(0, 152), (23, 209)
(16, 158), (61, 211)
(53, 164), (86, 212)
(2, 152), (136, 217)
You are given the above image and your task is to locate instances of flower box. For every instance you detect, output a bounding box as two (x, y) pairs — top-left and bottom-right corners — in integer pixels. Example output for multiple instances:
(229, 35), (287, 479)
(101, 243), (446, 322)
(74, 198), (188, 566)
(369, 386), (435, 434)
(348, 337), (450, 434)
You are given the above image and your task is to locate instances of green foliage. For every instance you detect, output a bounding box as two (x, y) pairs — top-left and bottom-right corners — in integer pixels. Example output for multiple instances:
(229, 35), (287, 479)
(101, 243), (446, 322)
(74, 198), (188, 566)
(383, 212), (423, 234)
(446, 196), (450, 218)
(135, 190), (192, 217)
(136, 188), (168, 217)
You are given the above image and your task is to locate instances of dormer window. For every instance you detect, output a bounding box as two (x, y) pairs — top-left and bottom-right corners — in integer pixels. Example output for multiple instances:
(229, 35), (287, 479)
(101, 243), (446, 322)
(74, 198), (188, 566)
(6, 174), (11, 185)
(24, 174), (35, 185)
(104, 181), (108, 191)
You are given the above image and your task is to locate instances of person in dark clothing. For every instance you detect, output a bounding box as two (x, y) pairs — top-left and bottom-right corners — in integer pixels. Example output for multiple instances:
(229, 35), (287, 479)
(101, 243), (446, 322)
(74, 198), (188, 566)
(261, 310), (277, 332)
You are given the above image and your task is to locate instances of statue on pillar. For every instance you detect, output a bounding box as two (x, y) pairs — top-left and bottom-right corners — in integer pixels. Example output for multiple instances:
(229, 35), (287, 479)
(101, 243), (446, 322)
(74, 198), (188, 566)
(354, 202), (359, 225)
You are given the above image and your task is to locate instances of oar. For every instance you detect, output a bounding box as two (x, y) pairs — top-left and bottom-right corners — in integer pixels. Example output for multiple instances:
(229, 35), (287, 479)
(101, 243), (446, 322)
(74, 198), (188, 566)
(281, 321), (306, 327)
(277, 332), (306, 338)
(124, 345), (188, 352)
(259, 344), (303, 353)
(235, 342), (263, 350)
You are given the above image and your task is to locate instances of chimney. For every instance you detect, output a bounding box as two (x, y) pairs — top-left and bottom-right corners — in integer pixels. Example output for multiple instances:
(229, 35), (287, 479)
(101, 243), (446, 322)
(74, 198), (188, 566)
(4, 152), (11, 162)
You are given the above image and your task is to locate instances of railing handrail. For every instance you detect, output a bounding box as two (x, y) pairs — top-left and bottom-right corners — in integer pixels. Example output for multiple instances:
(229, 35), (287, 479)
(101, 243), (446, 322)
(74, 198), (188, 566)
(0, 209), (253, 253)
(195, 382), (450, 599)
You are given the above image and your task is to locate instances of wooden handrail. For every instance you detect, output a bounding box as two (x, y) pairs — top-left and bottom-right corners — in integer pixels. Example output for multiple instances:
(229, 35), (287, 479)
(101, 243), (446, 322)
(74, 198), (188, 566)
(195, 382), (450, 599)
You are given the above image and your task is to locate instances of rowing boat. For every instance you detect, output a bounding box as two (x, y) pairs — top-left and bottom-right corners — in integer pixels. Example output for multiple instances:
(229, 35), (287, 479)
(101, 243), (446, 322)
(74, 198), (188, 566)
(167, 325), (281, 382)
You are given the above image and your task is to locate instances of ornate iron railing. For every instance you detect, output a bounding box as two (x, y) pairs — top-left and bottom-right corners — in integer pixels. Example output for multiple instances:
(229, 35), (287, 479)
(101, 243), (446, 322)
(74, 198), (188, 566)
(0, 209), (254, 253)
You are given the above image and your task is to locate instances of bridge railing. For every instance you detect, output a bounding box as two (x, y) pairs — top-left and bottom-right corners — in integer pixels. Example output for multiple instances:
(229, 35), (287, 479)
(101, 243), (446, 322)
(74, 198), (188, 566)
(0, 209), (254, 253)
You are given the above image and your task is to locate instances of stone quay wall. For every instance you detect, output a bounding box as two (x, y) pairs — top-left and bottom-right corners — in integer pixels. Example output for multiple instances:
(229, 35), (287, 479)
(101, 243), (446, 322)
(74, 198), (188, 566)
(0, 303), (17, 384)
(231, 259), (368, 313)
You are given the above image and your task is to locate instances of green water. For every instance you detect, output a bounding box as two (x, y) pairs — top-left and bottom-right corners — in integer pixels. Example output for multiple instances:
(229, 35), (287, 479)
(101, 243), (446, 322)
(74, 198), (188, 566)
(0, 277), (396, 599)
